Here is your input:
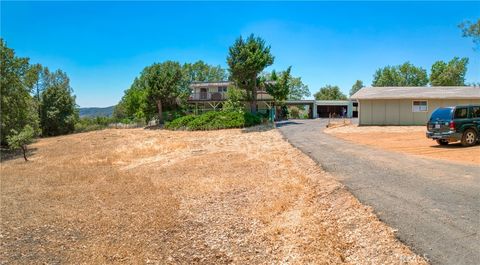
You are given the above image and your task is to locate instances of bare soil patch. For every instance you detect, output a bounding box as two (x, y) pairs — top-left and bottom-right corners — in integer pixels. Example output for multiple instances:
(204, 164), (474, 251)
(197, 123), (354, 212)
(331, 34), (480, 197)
(1, 128), (425, 264)
(325, 119), (352, 129)
(326, 125), (480, 165)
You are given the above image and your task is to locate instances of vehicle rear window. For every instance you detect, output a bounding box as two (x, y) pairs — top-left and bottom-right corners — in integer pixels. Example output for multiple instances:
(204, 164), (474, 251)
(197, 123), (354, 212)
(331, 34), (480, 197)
(430, 108), (452, 120)
(454, 107), (468, 119)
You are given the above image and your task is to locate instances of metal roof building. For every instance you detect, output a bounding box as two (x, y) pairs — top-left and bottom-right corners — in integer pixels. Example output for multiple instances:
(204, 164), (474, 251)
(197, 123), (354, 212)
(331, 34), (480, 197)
(351, 86), (480, 125)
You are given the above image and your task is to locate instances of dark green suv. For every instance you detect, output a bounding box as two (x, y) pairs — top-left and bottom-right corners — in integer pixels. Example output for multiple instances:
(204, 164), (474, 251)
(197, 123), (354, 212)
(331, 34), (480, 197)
(426, 104), (480, 146)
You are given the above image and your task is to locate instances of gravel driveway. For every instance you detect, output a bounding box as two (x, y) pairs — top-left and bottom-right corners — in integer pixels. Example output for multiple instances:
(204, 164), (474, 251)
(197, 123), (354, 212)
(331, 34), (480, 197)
(277, 119), (480, 265)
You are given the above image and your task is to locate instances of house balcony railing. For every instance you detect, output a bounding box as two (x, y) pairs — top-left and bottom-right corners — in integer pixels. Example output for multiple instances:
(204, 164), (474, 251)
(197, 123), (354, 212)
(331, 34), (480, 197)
(189, 92), (227, 101)
(188, 91), (273, 101)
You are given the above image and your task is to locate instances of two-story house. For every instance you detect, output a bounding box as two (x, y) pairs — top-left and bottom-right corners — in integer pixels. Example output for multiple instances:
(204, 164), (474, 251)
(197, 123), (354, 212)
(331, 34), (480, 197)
(188, 81), (274, 113)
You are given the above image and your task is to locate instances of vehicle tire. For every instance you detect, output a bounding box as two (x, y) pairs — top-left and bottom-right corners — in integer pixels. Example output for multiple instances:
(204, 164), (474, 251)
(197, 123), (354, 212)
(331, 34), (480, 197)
(436, 139), (449, 145)
(461, 129), (477, 147)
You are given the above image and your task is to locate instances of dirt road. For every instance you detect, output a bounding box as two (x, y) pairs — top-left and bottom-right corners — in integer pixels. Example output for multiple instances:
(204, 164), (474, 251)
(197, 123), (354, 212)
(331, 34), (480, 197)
(277, 119), (480, 265)
(1, 127), (424, 264)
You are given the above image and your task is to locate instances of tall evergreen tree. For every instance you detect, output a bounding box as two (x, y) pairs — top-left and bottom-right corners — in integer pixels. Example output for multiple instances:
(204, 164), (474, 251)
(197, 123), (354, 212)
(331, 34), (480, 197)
(227, 34), (274, 113)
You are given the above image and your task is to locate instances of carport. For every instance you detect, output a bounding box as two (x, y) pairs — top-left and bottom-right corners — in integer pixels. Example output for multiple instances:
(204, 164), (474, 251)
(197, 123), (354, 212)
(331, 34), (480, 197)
(284, 100), (317, 118)
(316, 100), (356, 118)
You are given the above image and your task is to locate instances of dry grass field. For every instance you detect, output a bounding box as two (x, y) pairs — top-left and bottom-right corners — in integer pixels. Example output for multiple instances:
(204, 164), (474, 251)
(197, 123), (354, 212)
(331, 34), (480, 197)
(325, 125), (480, 165)
(1, 127), (426, 264)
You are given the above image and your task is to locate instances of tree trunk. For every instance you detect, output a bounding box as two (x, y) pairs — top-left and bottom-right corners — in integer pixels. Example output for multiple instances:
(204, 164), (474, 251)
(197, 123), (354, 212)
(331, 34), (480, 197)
(271, 102), (275, 122)
(251, 75), (257, 113)
(21, 145), (28, 161)
(157, 100), (163, 125)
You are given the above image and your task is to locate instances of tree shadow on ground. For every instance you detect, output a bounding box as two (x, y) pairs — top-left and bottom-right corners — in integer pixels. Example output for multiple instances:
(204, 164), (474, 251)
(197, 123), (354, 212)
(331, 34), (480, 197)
(241, 123), (276, 133)
(274, 120), (303, 128)
(144, 125), (164, 130)
(0, 147), (38, 163)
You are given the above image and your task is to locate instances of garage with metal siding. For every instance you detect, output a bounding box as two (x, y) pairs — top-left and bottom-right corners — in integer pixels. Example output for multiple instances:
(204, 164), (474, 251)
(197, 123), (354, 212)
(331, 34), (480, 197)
(352, 87), (480, 125)
(385, 99), (400, 125)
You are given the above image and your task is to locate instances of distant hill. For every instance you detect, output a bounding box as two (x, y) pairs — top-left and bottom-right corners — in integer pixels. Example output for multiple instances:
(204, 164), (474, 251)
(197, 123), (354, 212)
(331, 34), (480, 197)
(78, 106), (115, 118)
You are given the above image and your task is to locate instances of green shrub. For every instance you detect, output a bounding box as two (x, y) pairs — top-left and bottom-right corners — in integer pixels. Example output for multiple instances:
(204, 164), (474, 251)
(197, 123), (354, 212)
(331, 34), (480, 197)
(74, 117), (114, 133)
(166, 111), (261, 131)
(187, 111), (220, 130)
(74, 122), (106, 133)
(244, 112), (262, 126)
(164, 110), (186, 122)
(165, 115), (196, 130)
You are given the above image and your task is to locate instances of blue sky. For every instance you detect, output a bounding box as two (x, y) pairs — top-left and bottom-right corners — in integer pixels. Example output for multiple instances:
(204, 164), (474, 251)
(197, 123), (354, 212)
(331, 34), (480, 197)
(2, 1), (479, 107)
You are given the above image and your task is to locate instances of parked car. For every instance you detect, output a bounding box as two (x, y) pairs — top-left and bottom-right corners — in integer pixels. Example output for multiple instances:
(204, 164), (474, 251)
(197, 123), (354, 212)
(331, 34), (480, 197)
(426, 105), (480, 146)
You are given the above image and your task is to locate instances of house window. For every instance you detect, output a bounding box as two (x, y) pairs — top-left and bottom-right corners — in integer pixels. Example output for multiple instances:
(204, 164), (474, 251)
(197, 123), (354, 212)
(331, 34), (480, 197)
(218, 86), (227, 93)
(412, 100), (428, 112)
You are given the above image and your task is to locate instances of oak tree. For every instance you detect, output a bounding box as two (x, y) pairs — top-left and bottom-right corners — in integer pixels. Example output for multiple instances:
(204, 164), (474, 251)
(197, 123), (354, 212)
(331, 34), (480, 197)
(372, 62), (428, 87)
(350, 80), (364, 96)
(314, 85), (347, 100)
(142, 61), (183, 124)
(430, 57), (469, 86)
(7, 125), (34, 161)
